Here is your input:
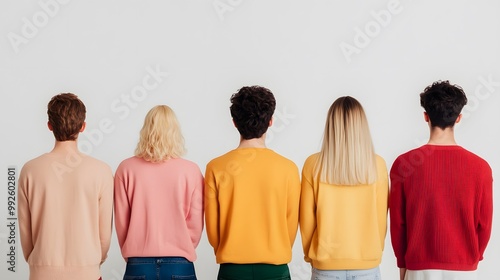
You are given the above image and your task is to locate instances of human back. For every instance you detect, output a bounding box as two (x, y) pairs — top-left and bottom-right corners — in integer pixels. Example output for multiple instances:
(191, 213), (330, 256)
(18, 93), (113, 280)
(20, 153), (112, 267)
(205, 147), (299, 264)
(114, 104), (204, 280)
(204, 85), (301, 280)
(300, 96), (389, 279)
(389, 80), (493, 280)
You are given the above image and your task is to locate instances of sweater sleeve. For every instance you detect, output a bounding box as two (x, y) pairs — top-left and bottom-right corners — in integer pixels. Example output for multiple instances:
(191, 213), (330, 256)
(18, 166), (33, 262)
(186, 169), (204, 248)
(299, 156), (316, 263)
(287, 164), (301, 247)
(99, 167), (114, 264)
(113, 166), (130, 253)
(204, 163), (219, 254)
(376, 156), (389, 251)
(390, 157), (407, 268)
(477, 164), (493, 260)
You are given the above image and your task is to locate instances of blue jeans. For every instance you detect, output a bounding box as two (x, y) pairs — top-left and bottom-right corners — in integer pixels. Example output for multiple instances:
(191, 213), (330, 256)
(123, 257), (197, 280)
(311, 266), (380, 280)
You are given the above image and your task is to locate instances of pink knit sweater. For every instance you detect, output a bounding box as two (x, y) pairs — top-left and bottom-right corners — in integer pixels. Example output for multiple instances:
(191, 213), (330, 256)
(114, 156), (204, 261)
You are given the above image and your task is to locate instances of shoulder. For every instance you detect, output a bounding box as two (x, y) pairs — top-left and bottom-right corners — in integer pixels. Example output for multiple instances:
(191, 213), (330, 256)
(375, 154), (386, 165)
(302, 153), (319, 170)
(173, 158), (202, 173)
(391, 145), (427, 167)
(115, 156), (153, 177)
(117, 156), (141, 168)
(205, 150), (234, 170)
(267, 149), (299, 170)
(458, 147), (492, 171)
(21, 153), (46, 168)
(19, 154), (48, 177)
(304, 153), (319, 164)
(82, 154), (113, 174)
(375, 154), (388, 171)
(82, 154), (111, 168)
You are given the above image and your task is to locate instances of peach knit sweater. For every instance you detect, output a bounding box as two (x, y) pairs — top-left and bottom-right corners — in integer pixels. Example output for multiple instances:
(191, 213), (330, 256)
(18, 151), (113, 280)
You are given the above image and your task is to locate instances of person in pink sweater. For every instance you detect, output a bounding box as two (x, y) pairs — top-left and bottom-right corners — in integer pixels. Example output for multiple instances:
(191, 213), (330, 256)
(114, 105), (204, 280)
(18, 93), (113, 280)
(390, 81), (493, 280)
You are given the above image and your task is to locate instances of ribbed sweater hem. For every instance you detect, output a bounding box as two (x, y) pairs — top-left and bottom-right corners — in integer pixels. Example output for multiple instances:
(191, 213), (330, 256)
(216, 255), (291, 265)
(122, 252), (197, 262)
(29, 264), (100, 280)
(405, 261), (478, 271)
(312, 259), (381, 270)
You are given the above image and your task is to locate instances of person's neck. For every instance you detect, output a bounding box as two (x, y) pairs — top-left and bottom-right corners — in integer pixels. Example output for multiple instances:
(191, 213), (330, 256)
(237, 135), (267, 149)
(427, 126), (457, 145)
(50, 140), (80, 154)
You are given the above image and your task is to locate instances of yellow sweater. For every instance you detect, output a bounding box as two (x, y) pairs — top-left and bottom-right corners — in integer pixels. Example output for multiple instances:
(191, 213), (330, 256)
(204, 148), (301, 264)
(300, 154), (388, 270)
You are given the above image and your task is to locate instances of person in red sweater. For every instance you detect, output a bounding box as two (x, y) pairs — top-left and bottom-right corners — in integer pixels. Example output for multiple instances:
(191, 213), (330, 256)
(389, 81), (493, 280)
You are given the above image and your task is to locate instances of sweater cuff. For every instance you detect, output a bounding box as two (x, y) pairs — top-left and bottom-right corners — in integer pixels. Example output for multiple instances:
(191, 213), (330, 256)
(397, 258), (406, 268)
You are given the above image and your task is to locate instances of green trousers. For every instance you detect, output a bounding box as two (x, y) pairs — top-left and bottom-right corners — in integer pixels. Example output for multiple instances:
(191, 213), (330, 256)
(218, 263), (291, 280)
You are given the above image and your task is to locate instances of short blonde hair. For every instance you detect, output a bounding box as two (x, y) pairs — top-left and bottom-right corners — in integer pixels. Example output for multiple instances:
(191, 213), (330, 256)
(135, 105), (185, 162)
(316, 96), (377, 185)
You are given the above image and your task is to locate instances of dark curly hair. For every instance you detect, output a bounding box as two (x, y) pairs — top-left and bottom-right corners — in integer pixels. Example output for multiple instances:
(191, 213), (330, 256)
(230, 86), (276, 140)
(420, 81), (467, 129)
(47, 93), (86, 141)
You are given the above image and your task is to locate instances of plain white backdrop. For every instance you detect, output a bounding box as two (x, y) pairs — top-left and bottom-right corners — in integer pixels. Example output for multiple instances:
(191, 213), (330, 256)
(1, 0), (499, 279)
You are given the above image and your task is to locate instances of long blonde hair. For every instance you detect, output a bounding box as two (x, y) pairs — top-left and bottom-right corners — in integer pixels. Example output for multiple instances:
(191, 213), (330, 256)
(135, 105), (185, 162)
(316, 96), (377, 185)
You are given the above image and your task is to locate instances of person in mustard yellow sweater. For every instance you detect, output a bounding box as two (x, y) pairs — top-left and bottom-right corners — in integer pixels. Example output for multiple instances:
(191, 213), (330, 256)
(205, 86), (301, 280)
(300, 96), (389, 280)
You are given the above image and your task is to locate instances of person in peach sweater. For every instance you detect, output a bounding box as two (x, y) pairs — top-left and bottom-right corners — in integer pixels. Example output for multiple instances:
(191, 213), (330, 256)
(205, 86), (301, 279)
(300, 96), (389, 280)
(18, 93), (113, 280)
(114, 105), (204, 280)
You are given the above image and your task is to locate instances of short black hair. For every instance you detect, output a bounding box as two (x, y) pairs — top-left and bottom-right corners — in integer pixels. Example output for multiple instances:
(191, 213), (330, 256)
(420, 80), (467, 129)
(230, 86), (276, 140)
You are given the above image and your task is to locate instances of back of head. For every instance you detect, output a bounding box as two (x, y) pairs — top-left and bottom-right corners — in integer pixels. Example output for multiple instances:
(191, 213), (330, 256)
(420, 80), (468, 129)
(317, 96), (376, 185)
(230, 86), (276, 140)
(47, 93), (86, 141)
(135, 105), (185, 162)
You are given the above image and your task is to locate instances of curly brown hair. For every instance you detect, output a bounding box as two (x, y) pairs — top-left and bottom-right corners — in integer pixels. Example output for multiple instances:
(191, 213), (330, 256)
(47, 93), (86, 141)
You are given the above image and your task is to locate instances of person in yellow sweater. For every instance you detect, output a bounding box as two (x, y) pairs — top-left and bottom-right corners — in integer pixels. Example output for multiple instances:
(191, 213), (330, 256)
(300, 96), (389, 280)
(18, 93), (113, 280)
(205, 86), (301, 279)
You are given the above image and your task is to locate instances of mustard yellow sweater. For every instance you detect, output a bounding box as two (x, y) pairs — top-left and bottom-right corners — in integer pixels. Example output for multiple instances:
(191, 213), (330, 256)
(300, 154), (388, 270)
(204, 148), (301, 264)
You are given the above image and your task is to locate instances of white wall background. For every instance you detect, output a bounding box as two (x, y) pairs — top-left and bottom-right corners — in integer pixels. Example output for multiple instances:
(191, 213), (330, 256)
(1, 0), (499, 279)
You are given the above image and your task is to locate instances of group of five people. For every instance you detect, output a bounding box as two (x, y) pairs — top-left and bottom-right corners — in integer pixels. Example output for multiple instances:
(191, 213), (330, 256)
(18, 80), (492, 280)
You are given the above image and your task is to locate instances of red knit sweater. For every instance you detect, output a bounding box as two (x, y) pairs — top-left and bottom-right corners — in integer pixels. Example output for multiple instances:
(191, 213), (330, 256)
(390, 145), (493, 271)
